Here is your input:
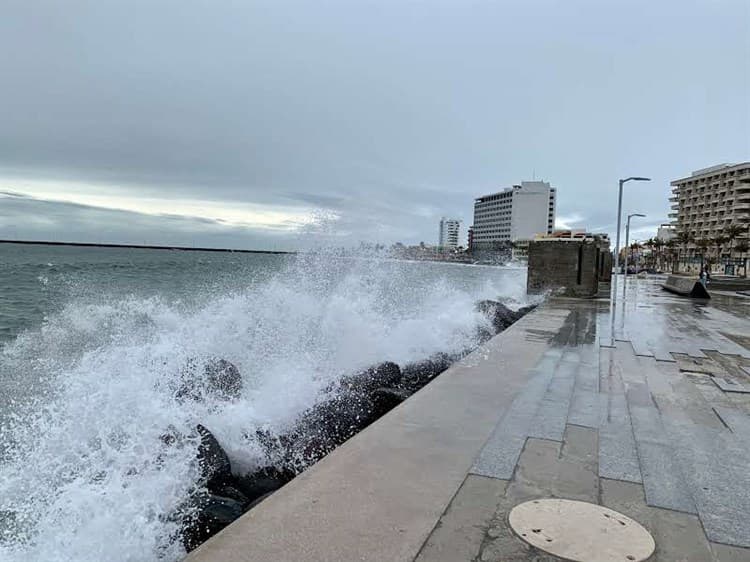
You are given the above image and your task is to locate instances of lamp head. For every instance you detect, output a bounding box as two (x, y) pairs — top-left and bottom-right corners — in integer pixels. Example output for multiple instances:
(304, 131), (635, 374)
(623, 176), (651, 183)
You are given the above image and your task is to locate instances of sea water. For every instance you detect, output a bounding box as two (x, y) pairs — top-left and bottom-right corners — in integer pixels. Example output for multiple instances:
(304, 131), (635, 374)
(0, 243), (531, 562)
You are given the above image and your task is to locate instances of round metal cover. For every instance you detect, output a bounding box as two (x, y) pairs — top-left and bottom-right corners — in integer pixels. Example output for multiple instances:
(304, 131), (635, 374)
(508, 498), (655, 562)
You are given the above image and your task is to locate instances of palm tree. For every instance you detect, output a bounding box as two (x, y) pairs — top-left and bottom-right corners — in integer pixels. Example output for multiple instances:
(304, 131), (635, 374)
(643, 238), (655, 269)
(629, 242), (642, 272)
(695, 238), (711, 270)
(725, 224), (744, 259)
(665, 239), (677, 272)
(713, 234), (729, 271)
(675, 231), (693, 272)
(736, 241), (749, 278)
(652, 238), (665, 271)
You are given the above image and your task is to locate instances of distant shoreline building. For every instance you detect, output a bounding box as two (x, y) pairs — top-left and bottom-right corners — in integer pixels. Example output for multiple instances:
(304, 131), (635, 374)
(670, 162), (750, 273)
(438, 217), (461, 251)
(470, 181), (556, 251)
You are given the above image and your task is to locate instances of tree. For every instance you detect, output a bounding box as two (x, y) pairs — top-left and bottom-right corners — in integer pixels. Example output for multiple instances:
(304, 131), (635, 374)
(713, 234), (729, 269)
(643, 238), (655, 269)
(695, 238), (711, 270)
(725, 224), (744, 258)
(675, 231), (693, 272)
(629, 242), (642, 271)
(736, 241), (749, 278)
(652, 238), (665, 271)
(665, 239), (677, 272)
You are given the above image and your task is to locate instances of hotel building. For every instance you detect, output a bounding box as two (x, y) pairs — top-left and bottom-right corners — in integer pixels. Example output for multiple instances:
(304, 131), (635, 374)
(470, 181), (556, 250)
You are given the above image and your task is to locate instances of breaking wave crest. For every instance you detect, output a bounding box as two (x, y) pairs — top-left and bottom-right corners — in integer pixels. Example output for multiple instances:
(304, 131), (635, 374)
(0, 255), (529, 562)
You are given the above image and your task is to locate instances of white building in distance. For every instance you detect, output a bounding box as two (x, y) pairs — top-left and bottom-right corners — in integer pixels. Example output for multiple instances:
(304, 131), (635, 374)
(656, 224), (676, 242)
(438, 217), (462, 250)
(471, 181), (556, 250)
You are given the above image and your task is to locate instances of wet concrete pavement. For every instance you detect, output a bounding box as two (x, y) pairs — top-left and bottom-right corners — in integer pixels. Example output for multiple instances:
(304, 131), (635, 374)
(187, 275), (750, 562)
(421, 275), (750, 561)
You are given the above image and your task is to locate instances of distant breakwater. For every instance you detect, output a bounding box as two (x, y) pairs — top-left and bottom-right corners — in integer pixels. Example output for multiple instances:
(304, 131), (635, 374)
(0, 239), (294, 254)
(178, 299), (536, 552)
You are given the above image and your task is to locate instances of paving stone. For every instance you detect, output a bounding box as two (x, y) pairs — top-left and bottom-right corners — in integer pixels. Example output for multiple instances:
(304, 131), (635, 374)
(528, 357), (578, 441)
(599, 346), (627, 395)
(566, 352), (601, 429)
(711, 542), (750, 562)
(598, 392), (642, 483)
(712, 376), (750, 394)
(511, 430), (600, 505)
(415, 475), (507, 562)
(663, 420), (750, 547)
(567, 389), (600, 428)
(626, 381), (653, 407)
(631, 338), (655, 357)
(629, 404), (697, 514)
(471, 370), (553, 479)
(477, 429), (599, 562)
(713, 406), (750, 436)
(600, 478), (714, 562)
(653, 347), (676, 362)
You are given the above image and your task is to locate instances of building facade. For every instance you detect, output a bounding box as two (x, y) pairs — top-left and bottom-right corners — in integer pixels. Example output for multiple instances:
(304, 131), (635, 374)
(669, 162), (750, 272)
(438, 217), (461, 250)
(656, 224), (676, 242)
(470, 181), (556, 251)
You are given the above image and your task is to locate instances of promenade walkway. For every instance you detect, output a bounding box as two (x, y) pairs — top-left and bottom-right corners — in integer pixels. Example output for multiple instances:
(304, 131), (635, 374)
(187, 276), (750, 562)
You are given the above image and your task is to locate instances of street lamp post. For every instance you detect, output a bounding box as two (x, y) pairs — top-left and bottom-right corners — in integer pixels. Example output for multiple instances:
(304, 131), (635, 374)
(613, 177), (651, 300)
(625, 213), (646, 277)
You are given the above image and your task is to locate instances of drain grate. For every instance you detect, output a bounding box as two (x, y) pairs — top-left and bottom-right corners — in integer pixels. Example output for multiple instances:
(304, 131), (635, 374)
(509, 498), (655, 562)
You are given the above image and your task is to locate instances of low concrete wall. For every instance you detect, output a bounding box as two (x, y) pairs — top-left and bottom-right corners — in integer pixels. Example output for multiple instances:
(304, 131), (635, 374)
(662, 275), (710, 298)
(185, 306), (569, 562)
(708, 276), (750, 292)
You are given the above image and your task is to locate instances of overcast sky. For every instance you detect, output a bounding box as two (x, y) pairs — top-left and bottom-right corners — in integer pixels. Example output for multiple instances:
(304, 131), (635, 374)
(1, 0), (748, 250)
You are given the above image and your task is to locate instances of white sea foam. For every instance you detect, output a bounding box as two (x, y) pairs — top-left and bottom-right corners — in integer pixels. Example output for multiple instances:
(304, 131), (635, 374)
(0, 255), (530, 562)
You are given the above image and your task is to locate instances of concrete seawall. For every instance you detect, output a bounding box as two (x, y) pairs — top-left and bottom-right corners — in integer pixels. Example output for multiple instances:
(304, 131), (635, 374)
(186, 306), (569, 562)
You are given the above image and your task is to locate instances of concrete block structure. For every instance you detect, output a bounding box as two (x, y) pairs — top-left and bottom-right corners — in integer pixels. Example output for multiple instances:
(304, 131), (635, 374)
(527, 237), (610, 297)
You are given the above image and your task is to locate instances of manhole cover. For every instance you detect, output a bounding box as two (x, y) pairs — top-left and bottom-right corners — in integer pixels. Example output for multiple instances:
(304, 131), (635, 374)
(509, 499), (655, 562)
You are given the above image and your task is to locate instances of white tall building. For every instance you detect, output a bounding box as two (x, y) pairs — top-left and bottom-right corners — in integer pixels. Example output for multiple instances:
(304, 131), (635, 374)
(656, 224), (676, 242)
(471, 181), (556, 250)
(438, 217), (461, 250)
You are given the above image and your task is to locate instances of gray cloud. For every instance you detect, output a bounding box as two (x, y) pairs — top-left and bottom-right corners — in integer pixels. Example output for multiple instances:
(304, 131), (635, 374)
(0, 192), (295, 250)
(1, 0), (748, 248)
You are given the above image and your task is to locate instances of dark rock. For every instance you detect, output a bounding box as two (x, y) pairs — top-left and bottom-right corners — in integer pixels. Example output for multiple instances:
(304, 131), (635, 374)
(294, 391), (378, 465)
(341, 361), (401, 394)
(234, 466), (294, 503)
(204, 359), (243, 400)
(214, 485), (249, 506)
(515, 304), (537, 318)
(371, 387), (412, 417)
(176, 358), (242, 402)
(244, 491), (274, 512)
(476, 300), (520, 333)
(196, 424), (232, 492)
(400, 352), (457, 392)
(182, 493), (245, 552)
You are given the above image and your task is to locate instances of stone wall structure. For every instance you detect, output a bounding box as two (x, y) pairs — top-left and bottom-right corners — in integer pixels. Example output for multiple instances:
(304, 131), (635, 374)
(527, 239), (609, 297)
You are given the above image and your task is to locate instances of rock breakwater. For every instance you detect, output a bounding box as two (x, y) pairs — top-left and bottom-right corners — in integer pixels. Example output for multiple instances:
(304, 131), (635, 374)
(181, 300), (535, 551)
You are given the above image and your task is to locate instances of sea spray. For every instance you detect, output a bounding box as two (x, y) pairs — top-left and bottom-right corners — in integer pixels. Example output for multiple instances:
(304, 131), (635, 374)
(0, 253), (533, 562)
